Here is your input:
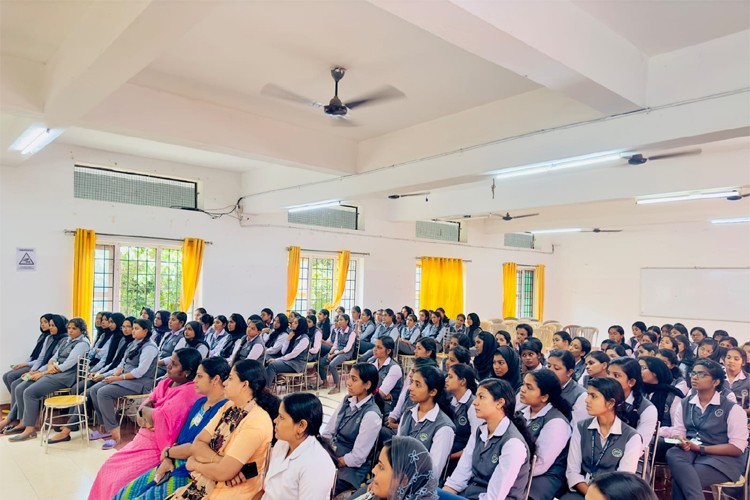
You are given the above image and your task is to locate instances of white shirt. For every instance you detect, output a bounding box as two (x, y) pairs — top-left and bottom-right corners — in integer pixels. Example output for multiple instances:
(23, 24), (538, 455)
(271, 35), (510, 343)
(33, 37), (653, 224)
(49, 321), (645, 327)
(275, 336), (310, 362)
(626, 392), (658, 446)
(654, 393), (683, 437)
(308, 329), (323, 355)
(450, 390), (482, 436)
(521, 404), (572, 476)
(563, 379), (590, 427)
(673, 379), (689, 397)
(330, 327), (356, 355)
(445, 417), (528, 500)
(668, 391), (748, 451)
(266, 334), (290, 356)
(390, 372), (412, 422)
(399, 404), (455, 476)
(229, 335), (264, 365)
(566, 417), (643, 489)
(208, 330), (229, 357)
(174, 337), (209, 358)
(262, 436), (337, 500)
(322, 394), (381, 468)
(371, 357), (403, 397)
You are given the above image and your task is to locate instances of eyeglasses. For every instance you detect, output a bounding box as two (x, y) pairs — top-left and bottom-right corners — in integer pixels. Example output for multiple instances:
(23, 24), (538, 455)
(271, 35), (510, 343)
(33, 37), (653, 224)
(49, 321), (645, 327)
(689, 371), (710, 379)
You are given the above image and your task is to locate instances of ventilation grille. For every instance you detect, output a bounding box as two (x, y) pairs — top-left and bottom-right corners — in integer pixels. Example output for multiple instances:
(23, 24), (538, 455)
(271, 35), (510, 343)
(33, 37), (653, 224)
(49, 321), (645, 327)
(504, 232), (535, 249)
(288, 205), (359, 230)
(74, 165), (197, 209)
(416, 220), (461, 242)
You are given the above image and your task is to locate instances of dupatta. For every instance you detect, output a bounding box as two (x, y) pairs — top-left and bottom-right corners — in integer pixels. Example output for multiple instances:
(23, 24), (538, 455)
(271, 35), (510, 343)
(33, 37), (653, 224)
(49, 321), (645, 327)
(142, 378), (202, 452)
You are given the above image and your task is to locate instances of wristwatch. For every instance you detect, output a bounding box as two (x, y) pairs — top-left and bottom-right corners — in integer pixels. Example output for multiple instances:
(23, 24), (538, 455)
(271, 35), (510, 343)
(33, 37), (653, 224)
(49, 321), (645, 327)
(700, 445), (706, 456)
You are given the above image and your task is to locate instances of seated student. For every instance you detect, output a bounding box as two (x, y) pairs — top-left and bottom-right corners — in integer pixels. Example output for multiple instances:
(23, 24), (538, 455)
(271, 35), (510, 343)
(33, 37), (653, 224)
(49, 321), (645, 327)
(607, 325), (634, 356)
(519, 369), (573, 500)
(220, 313), (247, 360)
(465, 313), (482, 344)
(724, 347), (750, 412)
(357, 308), (379, 354)
(689, 327), (707, 350)
(303, 314), (323, 362)
(563, 378), (643, 499)
(551, 331), (572, 352)
(86, 312), (114, 368)
(570, 336), (591, 381)
(639, 356), (684, 461)
(713, 329), (730, 342)
(174, 321), (210, 358)
(264, 314), (290, 360)
(666, 359), (749, 500)
(493, 346), (523, 393)
(605, 343), (628, 360)
(319, 314), (356, 394)
(655, 348), (689, 395)
(192, 307), (207, 322)
(199, 313), (215, 347)
(444, 345), (471, 373)
(208, 315), (230, 357)
(258, 393), (337, 500)
(697, 338), (723, 363)
(229, 317), (267, 366)
(265, 315), (310, 385)
(360, 309), (400, 361)
(422, 311), (451, 351)
(399, 365), (456, 476)
(587, 471), (658, 500)
(636, 343), (657, 358)
(112, 357), (230, 500)
(630, 322), (648, 351)
(520, 340), (545, 374)
(578, 351), (610, 389)
(672, 334), (695, 379)
(369, 337), (403, 416)
(152, 310), (171, 347)
(720, 336), (739, 349)
(472, 332), (498, 381)
(260, 307), (275, 332)
(495, 330), (512, 347)
(0, 313), (59, 432)
(167, 359), (279, 500)
(607, 358), (658, 448)
(445, 364), (481, 474)
(7, 317), (90, 442)
(156, 312), (187, 377)
(355, 436), (439, 500)
(453, 313), (468, 336)
(442, 378), (534, 500)
(451, 333), (473, 351)
(385, 355), (439, 438)
(397, 313), (421, 355)
(640, 331), (659, 346)
(89, 312), (125, 375)
(515, 323), (534, 348)
(547, 350), (588, 424)
(322, 363), (384, 497)
(657, 335), (678, 354)
(86, 337), (183, 456)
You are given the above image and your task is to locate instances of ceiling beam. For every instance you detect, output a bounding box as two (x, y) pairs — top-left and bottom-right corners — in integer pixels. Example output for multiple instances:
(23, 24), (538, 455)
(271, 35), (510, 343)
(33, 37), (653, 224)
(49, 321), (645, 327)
(368, 0), (646, 114)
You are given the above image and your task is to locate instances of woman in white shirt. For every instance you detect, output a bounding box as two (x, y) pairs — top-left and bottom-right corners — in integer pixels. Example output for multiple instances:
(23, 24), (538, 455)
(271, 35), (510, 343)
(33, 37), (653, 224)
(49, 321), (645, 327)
(260, 393), (336, 499)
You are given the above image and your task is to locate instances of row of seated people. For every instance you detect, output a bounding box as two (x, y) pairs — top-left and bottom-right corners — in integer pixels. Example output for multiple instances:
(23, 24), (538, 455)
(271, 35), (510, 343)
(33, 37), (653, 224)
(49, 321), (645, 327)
(2, 310), (748, 500)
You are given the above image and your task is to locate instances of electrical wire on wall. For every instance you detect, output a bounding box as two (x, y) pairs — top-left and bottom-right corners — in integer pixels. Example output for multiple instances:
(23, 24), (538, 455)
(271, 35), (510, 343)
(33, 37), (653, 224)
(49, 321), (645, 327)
(171, 198), (243, 221)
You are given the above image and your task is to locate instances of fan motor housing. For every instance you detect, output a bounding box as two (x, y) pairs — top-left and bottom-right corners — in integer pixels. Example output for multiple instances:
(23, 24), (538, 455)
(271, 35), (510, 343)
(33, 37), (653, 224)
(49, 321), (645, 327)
(324, 103), (348, 116)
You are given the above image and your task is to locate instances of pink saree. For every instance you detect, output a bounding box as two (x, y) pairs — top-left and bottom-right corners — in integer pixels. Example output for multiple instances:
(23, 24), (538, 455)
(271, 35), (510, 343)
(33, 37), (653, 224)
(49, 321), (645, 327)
(88, 378), (200, 500)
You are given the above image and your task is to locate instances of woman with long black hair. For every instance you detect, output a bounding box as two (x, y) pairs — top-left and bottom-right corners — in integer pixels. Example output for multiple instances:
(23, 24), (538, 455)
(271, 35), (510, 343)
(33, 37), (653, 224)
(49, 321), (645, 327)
(472, 331), (497, 381)
(266, 314), (311, 385)
(492, 345), (523, 392)
(265, 314), (290, 360)
(152, 309), (171, 346)
(607, 357), (658, 448)
(220, 313), (247, 359)
(466, 313), (481, 344)
(445, 363), (480, 474)
(2, 313), (55, 394)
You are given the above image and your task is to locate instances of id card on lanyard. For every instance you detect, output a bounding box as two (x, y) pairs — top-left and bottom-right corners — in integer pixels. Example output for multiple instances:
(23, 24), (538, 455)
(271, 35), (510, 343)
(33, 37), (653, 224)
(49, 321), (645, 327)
(586, 431), (615, 482)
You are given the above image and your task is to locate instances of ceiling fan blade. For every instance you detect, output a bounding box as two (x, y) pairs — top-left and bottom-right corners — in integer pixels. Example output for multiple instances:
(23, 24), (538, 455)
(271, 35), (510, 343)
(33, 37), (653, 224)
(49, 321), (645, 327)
(591, 228), (623, 233)
(330, 116), (358, 127)
(346, 85), (405, 110)
(387, 191), (430, 199)
(647, 148), (702, 161)
(509, 213), (540, 220)
(261, 84), (323, 108)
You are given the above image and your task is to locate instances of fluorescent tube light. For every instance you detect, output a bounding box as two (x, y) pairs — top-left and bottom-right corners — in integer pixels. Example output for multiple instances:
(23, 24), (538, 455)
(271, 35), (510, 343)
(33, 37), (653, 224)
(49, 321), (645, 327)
(495, 152), (624, 180)
(636, 190), (738, 205)
(9, 126), (64, 155)
(528, 228), (582, 235)
(287, 200), (341, 213)
(711, 217), (750, 225)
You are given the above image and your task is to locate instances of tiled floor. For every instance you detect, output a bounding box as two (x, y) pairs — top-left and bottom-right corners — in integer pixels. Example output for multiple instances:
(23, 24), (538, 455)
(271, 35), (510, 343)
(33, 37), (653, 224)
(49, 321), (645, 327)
(0, 389), (344, 500)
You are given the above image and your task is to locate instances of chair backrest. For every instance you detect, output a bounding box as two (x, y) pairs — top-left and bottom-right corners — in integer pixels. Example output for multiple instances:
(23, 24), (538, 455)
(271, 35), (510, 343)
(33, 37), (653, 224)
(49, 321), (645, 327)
(580, 327), (599, 344)
(648, 422), (661, 486)
(75, 357), (91, 396)
(524, 455), (538, 500)
(563, 325), (582, 337)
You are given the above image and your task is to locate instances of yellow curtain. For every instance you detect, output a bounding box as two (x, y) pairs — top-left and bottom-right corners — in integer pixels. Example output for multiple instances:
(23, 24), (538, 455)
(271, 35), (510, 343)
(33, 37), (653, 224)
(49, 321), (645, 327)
(502, 262), (517, 318)
(286, 246), (301, 312)
(535, 264), (545, 321)
(325, 250), (351, 310)
(180, 238), (205, 311)
(72, 228), (96, 334)
(419, 257), (464, 319)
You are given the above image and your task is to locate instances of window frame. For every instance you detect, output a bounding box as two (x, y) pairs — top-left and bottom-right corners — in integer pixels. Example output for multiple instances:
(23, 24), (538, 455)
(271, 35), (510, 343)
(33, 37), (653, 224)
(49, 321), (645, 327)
(292, 253), (359, 313)
(515, 266), (536, 319)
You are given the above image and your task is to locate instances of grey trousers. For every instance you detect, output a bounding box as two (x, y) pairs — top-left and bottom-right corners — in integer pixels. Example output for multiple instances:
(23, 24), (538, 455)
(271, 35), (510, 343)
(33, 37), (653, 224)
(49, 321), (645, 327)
(3, 365), (30, 393)
(265, 360), (302, 386)
(319, 353), (351, 385)
(18, 374), (75, 427)
(90, 381), (136, 431)
(398, 343), (416, 355)
(667, 447), (734, 500)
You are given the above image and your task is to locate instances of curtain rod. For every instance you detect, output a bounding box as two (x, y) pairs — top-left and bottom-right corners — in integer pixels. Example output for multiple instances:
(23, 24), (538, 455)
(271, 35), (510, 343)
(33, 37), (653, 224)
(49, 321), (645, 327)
(415, 257), (473, 263)
(287, 247), (370, 256)
(64, 230), (213, 245)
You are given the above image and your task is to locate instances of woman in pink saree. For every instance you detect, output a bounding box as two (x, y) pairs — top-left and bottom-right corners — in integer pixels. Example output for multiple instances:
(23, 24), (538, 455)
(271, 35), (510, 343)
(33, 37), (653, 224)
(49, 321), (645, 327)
(88, 348), (203, 500)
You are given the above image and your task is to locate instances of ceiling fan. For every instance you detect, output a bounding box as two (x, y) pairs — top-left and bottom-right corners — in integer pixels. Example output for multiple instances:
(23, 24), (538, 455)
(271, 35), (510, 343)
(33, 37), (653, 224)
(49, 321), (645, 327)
(388, 192), (430, 200)
(626, 148), (702, 165)
(261, 67), (405, 125)
(727, 192), (750, 201)
(494, 212), (539, 221)
(584, 228), (622, 233)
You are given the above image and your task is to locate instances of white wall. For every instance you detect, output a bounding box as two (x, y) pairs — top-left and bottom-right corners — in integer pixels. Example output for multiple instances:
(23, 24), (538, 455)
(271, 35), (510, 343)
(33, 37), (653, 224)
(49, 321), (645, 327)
(543, 224), (750, 345)
(0, 144), (554, 402)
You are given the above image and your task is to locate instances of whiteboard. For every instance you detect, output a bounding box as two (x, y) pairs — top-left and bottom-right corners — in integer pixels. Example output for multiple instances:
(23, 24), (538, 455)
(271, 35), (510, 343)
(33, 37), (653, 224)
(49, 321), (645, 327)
(640, 268), (750, 323)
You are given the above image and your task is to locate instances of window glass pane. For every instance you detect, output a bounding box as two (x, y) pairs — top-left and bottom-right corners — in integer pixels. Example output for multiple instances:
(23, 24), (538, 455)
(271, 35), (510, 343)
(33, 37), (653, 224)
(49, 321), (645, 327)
(341, 259), (357, 313)
(310, 258), (334, 311)
(92, 244), (115, 328)
(415, 265), (421, 311)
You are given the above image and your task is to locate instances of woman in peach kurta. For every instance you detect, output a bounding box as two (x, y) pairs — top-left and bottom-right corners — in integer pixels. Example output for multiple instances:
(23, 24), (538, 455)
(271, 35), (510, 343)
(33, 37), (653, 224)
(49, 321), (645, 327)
(168, 359), (278, 500)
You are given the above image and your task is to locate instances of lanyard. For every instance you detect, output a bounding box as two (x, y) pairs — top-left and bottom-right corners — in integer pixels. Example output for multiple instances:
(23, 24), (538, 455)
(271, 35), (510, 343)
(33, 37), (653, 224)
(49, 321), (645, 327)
(687, 401), (714, 440)
(590, 431), (616, 473)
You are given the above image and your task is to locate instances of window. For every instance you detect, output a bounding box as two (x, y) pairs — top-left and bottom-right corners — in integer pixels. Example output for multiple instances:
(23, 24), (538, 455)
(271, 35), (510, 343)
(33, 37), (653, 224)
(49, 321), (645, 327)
(504, 232), (535, 249)
(292, 255), (358, 313)
(288, 205), (359, 230)
(74, 165), (197, 209)
(416, 220), (462, 242)
(415, 264), (422, 311)
(91, 243), (188, 327)
(516, 267), (536, 318)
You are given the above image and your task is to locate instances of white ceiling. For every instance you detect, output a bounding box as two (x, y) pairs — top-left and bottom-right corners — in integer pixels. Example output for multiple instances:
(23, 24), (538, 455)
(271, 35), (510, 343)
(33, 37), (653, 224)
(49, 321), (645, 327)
(1, 0), (748, 230)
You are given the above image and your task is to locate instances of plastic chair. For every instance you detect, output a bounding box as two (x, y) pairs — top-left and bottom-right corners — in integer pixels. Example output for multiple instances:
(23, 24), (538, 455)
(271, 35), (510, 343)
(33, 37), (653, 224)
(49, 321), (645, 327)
(563, 325), (583, 337)
(337, 334), (361, 389)
(117, 366), (160, 427)
(274, 349), (311, 395)
(580, 327), (600, 345)
(705, 448), (750, 500)
(40, 357), (90, 453)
